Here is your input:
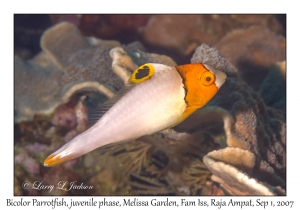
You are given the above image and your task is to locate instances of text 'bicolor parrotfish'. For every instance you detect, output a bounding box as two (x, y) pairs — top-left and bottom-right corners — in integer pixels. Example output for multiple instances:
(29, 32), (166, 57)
(44, 63), (226, 167)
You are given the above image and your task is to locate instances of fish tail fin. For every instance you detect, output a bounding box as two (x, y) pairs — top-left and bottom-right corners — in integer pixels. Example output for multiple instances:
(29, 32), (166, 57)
(44, 152), (76, 167)
(43, 142), (82, 167)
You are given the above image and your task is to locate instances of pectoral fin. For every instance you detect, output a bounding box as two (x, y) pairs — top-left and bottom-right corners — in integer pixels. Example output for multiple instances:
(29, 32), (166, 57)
(87, 84), (135, 126)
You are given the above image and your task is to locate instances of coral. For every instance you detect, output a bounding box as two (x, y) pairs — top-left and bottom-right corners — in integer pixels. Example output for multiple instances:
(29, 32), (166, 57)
(182, 159), (211, 186)
(176, 44), (286, 195)
(14, 54), (63, 122)
(14, 22), (119, 122)
(88, 168), (131, 196)
(141, 15), (284, 60)
(129, 172), (176, 195)
(203, 148), (285, 195)
(142, 15), (216, 55)
(15, 152), (40, 175)
(51, 103), (77, 129)
(215, 25), (286, 90)
(50, 15), (150, 40)
(99, 140), (152, 175)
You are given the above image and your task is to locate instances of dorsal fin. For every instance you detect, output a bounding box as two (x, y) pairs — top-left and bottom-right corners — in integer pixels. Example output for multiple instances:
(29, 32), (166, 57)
(86, 84), (135, 127)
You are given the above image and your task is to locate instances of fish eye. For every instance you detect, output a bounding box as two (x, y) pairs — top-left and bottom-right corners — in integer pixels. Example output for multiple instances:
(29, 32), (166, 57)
(200, 71), (215, 86)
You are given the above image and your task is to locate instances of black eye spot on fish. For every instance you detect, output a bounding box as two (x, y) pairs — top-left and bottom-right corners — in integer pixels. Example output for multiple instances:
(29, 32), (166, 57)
(135, 65), (150, 79)
(206, 77), (211, 82)
(129, 64), (155, 84)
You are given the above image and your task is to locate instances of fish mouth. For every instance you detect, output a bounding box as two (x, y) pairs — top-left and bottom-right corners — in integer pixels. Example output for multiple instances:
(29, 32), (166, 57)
(203, 64), (227, 89)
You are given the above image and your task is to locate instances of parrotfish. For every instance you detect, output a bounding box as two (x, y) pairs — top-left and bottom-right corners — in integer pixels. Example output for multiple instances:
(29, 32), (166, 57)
(44, 63), (226, 167)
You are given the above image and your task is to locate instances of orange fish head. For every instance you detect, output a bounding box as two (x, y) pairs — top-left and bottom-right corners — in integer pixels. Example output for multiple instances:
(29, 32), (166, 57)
(176, 63), (226, 109)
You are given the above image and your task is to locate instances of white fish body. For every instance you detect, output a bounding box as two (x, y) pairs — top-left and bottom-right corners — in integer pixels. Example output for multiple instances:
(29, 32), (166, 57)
(44, 63), (226, 166)
(44, 64), (186, 166)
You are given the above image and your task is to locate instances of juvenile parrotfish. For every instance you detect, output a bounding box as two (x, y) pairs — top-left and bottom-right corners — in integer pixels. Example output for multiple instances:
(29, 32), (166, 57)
(44, 63), (226, 167)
